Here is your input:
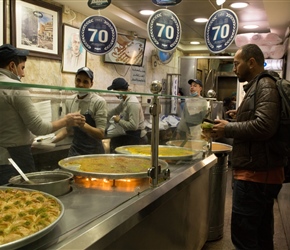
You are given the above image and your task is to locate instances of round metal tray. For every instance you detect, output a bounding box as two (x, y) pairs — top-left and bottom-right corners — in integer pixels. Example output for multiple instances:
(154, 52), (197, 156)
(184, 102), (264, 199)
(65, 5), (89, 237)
(115, 145), (198, 160)
(0, 187), (64, 250)
(58, 154), (168, 179)
(166, 140), (232, 153)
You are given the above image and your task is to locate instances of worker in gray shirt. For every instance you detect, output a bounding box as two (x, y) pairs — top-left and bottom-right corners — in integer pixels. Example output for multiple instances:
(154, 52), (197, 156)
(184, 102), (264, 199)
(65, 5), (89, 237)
(106, 78), (148, 153)
(176, 79), (207, 140)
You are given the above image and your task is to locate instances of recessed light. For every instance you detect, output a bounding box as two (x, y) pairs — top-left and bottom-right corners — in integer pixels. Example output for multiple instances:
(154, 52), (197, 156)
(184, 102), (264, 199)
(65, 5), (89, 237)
(230, 2), (249, 8)
(139, 10), (154, 15)
(194, 18), (208, 23)
(190, 41), (200, 45)
(243, 24), (259, 29)
(216, 0), (226, 6)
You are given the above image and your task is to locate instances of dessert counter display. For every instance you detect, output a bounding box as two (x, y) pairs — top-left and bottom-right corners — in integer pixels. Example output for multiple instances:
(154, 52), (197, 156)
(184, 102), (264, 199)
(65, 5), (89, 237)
(18, 154), (217, 250)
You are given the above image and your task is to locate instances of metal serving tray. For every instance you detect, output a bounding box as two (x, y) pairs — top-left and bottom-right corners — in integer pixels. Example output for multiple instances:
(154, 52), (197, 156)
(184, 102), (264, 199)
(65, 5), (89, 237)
(58, 154), (168, 179)
(115, 145), (198, 160)
(0, 187), (64, 250)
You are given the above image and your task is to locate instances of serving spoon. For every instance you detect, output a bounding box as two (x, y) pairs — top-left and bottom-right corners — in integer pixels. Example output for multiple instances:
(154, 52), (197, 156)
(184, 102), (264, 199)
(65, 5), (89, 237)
(8, 158), (34, 184)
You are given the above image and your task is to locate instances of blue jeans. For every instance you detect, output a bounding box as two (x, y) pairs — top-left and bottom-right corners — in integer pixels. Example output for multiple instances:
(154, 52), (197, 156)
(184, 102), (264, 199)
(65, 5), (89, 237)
(231, 180), (282, 250)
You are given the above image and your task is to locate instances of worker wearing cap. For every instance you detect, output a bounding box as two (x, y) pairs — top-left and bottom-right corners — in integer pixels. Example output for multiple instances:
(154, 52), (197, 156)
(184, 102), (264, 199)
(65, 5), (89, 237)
(176, 79), (207, 139)
(106, 77), (147, 153)
(0, 44), (85, 185)
(53, 67), (107, 156)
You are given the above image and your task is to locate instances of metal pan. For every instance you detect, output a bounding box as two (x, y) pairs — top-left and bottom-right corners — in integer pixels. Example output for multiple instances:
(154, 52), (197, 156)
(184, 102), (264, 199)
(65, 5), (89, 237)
(58, 154), (168, 179)
(115, 145), (198, 160)
(8, 171), (73, 197)
(166, 140), (232, 153)
(0, 187), (64, 250)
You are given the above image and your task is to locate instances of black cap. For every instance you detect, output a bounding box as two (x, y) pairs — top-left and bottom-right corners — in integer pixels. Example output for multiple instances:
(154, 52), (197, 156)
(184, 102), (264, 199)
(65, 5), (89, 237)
(107, 78), (129, 90)
(0, 44), (29, 63)
(188, 78), (202, 87)
(76, 67), (94, 80)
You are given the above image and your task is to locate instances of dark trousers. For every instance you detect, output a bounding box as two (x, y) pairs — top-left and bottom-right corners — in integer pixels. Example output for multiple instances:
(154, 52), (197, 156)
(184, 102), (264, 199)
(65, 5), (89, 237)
(231, 180), (282, 250)
(110, 130), (148, 153)
(0, 145), (36, 185)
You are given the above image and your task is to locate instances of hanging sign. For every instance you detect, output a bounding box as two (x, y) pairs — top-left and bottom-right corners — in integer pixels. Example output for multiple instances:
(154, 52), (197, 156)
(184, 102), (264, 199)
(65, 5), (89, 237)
(158, 50), (175, 64)
(204, 8), (238, 53)
(147, 9), (181, 52)
(87, 0), (111, 10)
(80, 15), (117, 55)
(152, 0), (182, 6)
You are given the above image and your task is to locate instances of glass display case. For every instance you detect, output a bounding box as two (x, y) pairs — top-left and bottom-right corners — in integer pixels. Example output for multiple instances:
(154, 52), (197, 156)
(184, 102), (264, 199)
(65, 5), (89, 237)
(0, 79), (219, 250)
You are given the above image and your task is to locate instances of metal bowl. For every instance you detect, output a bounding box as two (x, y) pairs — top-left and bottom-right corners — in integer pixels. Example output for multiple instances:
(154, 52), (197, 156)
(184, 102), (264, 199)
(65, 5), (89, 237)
(8, 171), (73, 197)
(58, 154), (168, 179)
(0, 186), (64, 250)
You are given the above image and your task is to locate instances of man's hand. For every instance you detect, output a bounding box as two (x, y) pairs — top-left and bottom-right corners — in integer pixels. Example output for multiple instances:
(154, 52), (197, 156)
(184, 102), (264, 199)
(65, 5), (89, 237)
(226, 109), (237, 119)
(65, 113), (86, 127)
(211, 119), (229, 139)
(113, 115), (121, 123)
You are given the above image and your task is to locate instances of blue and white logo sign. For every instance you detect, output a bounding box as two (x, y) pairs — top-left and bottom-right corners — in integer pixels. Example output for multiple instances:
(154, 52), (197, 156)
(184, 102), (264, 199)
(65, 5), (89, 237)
(80, 15), (117, 55)
(87, 0), (111, 10)
(147, 9), (181, 52)
(205, 9), (238, 53)
(152, 0), (182, 7)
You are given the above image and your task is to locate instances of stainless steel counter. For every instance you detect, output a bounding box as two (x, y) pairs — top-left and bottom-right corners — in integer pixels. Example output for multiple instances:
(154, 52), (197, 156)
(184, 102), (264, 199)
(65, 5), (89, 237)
(21, 154), (217, 250)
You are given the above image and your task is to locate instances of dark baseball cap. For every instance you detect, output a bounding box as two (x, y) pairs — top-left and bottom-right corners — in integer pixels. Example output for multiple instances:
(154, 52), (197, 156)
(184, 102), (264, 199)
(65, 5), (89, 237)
(107, 78), (129, 90)
(76, 67), (94, 80)
(188, 79), (202, 87)
(0, 44), (29, 62)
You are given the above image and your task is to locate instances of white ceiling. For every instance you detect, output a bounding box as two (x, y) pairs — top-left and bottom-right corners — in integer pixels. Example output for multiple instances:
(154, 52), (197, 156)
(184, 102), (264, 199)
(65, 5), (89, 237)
(54, 0), (290, 53)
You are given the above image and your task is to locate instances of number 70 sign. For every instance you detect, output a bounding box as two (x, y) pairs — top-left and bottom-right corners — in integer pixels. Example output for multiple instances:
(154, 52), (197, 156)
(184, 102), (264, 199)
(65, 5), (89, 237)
(205, 9), (239, 53)
(147, 9), (182, 52)
(80, 15), (117, 55)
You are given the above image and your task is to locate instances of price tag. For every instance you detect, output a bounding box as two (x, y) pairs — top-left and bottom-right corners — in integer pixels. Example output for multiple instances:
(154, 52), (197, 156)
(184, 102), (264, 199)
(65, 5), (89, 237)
(147, 9), (181, 52)
(204, 9), (238, 53)
(80, 15), (117, 55)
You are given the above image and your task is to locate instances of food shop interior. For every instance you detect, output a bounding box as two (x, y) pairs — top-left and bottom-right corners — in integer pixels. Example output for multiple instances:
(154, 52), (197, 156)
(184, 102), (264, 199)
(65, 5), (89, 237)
(1, 0), (290, 249)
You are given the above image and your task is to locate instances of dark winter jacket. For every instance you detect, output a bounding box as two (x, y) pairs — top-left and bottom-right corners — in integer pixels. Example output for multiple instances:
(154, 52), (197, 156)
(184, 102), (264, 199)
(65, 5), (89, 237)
(224, 71), (287, 171)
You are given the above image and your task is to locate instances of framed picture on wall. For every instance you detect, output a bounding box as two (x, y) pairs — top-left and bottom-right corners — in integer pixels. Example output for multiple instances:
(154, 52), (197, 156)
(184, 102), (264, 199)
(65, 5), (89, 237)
(10, 0), (62, 60)
(62, 24), (87, 73)
(0, 0), (6, 44)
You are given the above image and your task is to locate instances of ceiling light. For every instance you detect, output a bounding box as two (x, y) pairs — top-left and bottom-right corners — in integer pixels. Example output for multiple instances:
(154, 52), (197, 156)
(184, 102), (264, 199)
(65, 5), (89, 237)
(139, 10), (154, 15)
(216, 0), (226, 6)
(243, 24), (259, 29)
(194, 18), (208, 23)
(230, 2), (249, 8)
(190, 41), (200, 45)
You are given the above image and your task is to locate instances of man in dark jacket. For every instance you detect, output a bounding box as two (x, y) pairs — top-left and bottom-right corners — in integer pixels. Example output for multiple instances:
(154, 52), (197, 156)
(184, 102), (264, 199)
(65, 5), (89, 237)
(211, 44), (286, 250)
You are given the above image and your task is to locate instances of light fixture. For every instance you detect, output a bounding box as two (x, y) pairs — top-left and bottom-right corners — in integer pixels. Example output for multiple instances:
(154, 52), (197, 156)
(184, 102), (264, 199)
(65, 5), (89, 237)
(139, 10), (154, 15)
(194, 18), (208, 23)
(216, 0), (226, 6)
(230, 2), (249, 8)
(243, 24), (259, 29)
(190, 41), (200, 45)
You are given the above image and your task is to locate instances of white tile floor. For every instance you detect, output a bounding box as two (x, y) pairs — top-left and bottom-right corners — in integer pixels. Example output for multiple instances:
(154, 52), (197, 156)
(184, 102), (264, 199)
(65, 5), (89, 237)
(202, 169), (289, 250)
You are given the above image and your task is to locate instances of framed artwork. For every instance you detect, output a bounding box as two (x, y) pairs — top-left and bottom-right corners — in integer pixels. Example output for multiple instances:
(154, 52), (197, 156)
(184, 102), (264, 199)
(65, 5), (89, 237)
(62, 24), (87, 73)
(0, 0), (6, 44)
(10, 0), (62, 60)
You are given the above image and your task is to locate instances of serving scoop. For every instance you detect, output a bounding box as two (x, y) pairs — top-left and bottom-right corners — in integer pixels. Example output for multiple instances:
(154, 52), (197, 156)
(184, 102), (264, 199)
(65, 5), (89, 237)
(8, 158), (34, 184)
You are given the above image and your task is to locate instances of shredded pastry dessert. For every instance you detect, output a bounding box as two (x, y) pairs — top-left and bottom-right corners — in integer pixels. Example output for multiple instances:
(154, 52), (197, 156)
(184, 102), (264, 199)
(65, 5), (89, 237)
(0, 189), (61, 245)
(120, 146), (195, 157)
(62, 156), (152, 173)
